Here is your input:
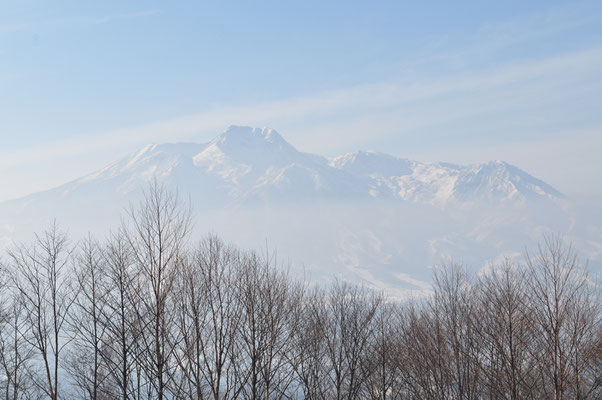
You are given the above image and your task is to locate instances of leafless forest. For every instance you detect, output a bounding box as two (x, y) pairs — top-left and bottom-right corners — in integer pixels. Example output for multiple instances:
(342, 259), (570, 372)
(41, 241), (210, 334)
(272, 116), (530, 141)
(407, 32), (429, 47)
(0, 186), (600, 400)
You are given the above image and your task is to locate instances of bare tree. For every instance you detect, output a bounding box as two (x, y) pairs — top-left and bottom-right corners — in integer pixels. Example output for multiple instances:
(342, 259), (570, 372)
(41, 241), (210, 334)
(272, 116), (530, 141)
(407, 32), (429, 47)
(124, 184), (192, 399)
(99, 230), (141, 400)
(170, 249), (208, 399)
(0, 293), (35, 400)
(430, 264), (482, 400)
(7, 224), (76, 400)
(397, 299), (451, 400)
(323, 281), (382, 400)
(234, 249), (300, 400)
(477, 260), (540, 399)
(0, 261), (35, 400)
(361, 302), (405, 400)
(67, 235), (109, 400)
(526, 236), (601, 400)
(288, 286), (330, 400)
(172, 235), (245, 399)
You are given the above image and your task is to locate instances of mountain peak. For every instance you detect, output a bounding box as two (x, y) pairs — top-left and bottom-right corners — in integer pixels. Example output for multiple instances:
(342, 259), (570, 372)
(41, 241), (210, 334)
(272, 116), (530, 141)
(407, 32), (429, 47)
(207, 126), (298, 164)
(330, 150), (414, 178)
(453, 160), (564, 201)
(216, 126), (291, 149)
(21, 126), (564, 209)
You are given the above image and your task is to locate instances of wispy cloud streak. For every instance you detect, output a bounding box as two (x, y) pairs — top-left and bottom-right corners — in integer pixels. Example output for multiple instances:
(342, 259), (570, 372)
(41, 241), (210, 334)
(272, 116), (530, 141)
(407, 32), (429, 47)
(1, 5), (601, 201)
(0, 9), (159, 35)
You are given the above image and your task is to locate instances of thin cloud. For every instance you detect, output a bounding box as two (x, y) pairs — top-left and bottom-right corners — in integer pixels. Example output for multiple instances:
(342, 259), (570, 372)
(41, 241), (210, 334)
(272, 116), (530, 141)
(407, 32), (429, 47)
(0, 45), (600, 171)
(420, 3), (602, 70)
(1, 2), (602, 201)
(48, 10), (160, 26)
(0, 23), (31, 33)
(0, 10), (159, 34)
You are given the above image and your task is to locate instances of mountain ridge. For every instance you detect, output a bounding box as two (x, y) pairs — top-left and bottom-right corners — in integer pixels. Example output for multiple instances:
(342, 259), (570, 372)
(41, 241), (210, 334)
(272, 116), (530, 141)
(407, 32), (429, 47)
(1, 126), (598, 296)
(6, 125), (564, 208)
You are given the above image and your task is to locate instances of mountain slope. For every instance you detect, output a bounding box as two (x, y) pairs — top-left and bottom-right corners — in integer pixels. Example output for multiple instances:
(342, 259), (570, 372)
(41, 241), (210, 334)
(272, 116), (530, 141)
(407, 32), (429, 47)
(49, 125), (564, 207)
(1, 125), (594, 297)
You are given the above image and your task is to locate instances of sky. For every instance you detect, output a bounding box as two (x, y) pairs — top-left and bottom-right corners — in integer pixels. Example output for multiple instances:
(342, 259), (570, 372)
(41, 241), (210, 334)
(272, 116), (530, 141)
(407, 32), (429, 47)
(1, 0), (602, 201)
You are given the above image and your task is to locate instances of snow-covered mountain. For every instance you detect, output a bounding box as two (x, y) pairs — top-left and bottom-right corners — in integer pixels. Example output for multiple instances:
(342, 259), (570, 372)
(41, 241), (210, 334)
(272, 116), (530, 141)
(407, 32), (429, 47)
(0, 126), (598, 296)
(49, 125), (564, 206)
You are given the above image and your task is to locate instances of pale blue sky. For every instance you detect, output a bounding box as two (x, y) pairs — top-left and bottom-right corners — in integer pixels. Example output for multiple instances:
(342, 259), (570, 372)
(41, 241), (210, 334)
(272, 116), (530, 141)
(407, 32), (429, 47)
(1, 1), (602, 200)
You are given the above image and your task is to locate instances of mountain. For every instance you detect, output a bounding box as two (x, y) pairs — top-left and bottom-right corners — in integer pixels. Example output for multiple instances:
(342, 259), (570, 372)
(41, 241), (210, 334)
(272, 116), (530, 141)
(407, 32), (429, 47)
(330, 151), (564, 205)
(0, 126), (598, 297)
(43, 125), (564, 206)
